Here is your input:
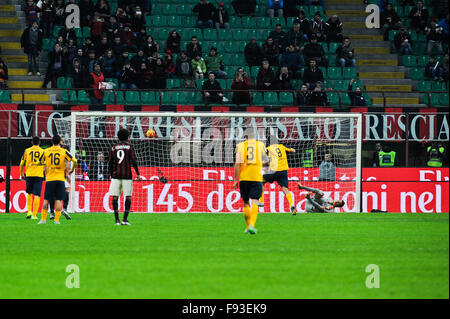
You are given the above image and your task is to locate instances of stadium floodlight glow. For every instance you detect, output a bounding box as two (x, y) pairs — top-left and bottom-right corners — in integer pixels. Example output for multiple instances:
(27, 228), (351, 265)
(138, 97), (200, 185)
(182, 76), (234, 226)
(55, 112), (362, 213)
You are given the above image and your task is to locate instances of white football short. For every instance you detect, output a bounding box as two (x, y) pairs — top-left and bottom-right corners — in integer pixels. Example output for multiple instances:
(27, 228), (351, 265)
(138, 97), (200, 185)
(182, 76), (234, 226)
(109, 179), (133, 197)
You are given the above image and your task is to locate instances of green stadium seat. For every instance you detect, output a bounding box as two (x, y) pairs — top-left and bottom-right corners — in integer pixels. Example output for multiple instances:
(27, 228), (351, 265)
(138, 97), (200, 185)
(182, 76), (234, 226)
(329, 42), (340, 53)
(388, 30), (399, 41)
(167, 78), (181, 88)
(216, 79), (227, 89)
(260, 29), (271, 41)
(291, 79), (302, 89)
(111, 91), (126, 104)
(203, 29), (218, 41)
(177, 4), (192, 15)
(409, 67), (425, 80)
(162, 4), (177, 15)
(257, 17), (271, 28)
(250, 66), (260, 78)
(105, 78), (119, 88)
(341, 93), (352, 106)
(252, 92), (264, 105)
(296, 6), (310, 16)
(224, 66), (236, 77)
(310, 6), (325, 17)
(0, 90), (12, 103)
(125, 91), (140, 104)
(186, 91), (204, 105)
(62, 90), (76, 104)
(172, 91), (187, 105)
(160, 91), (172, 104)
(77, 90), (91, 104)
(412, 43), (426, 54)
(189, 28), (204, 41)
(327, 67), (341, 80)
(74, 27), (82, 38)
(439, 93), (449, 106)
(166, 16), (183, 27)
(327, 92), (339, 106)
(333, 80), (347, 91)
(155, 28), (170, 40)
(42, 38), (52, 51)
(206, 41), (221, 51)
(242, 16), (257, 28)
(145, 15), (152, 26)
(424, 93), (440, 106)
(223, 41), (239, 53)
(394, 6), (404, 17)
(52, 26), (63, 38)
(320, 42), (329, 54)
(141, 91), (159, 105)
(57, 77), (73, 89)
(152, 4), (162, 15)
(279, 92), (293, 104)
(184, 16), (197, 27)
(218, 29), (233, 40)
(233, 29), (247, 41)
(431, 81), (446, 92)
(247, 29), (260, 41)
(82, 26), (91, 38)
(263, 92), (278, 105)
(363, 93), (373, 106)
(229, 53), (246, 66)
(342, 67), (357, 79)
(417, 80), (431, 91)
(271, 17), (286, 27)
(229, 16), (242, 28)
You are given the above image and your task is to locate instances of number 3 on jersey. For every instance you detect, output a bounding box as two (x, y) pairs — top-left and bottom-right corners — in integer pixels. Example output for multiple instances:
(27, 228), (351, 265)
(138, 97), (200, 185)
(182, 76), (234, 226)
(247, 146), (255, 162)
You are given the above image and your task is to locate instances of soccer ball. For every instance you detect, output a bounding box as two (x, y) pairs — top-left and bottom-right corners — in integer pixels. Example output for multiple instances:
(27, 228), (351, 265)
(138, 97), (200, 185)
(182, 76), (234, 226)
(146, 129), (157, 138)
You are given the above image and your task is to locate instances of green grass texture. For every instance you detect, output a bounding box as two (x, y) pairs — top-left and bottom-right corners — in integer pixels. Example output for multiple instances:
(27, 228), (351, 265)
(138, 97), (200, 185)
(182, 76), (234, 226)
(0, 213), (448, 299)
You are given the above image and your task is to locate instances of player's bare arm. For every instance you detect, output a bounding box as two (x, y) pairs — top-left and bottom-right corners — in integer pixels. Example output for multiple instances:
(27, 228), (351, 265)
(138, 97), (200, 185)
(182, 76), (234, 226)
(233, 148), (241, 189)
(19, 155), (26, 179)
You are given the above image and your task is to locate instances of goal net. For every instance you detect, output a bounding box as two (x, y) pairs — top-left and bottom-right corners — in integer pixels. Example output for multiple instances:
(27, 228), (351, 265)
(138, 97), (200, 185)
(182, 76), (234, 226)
(54, 112), (362, 213)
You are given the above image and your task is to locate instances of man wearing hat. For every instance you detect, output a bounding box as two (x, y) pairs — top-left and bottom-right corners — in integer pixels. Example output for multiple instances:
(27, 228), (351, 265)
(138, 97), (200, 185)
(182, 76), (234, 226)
(213, 3), (230, 33)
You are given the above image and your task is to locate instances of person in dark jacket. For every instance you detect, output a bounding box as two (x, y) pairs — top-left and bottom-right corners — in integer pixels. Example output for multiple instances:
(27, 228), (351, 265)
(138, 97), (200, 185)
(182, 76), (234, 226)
(296, 84), (311, 106)
(325, 15), (343, 44)
(257, 59), (276, 91)
(193, 0), (216, 29)
(99, 49), (117, 78)
(274, 66), (292, 91)
(409, 0), (428, 31)
(151, 58), (167, 89)
(231, 0), (256, 17)
(202, 72), (224, 105)
(58, 25), (77, 45)
(70, 58), (88, 89)
(263, 37), (280, 67)
(303, 34), (327, 67)
(424, 55), (444, 80)
(380, 3), (402, 40)
(394, 28), (413, 55)
(95, 36), (110, 58)
(335, 37), (355, 68)
(166, 30), (181, 54)
(303, 59), (324, 89)
(143, 36), (159, 57)
(281, 44), (304, 79)
(186, 36), (203, 60)
(40, 0), (56, 38)
(104, 15), (121, 43)
(130, 49), (147, 71)
(269, 24), (288, 52)
(43, 42), (65, 88)
(347, 79), (367, 106)
(136, 62), (152, 89)
(175, 51), (193, 78)
(244, 38), (263, 67)
(213, 2), (230, 32)
(231, 67), (252, 105)
(309, 82), (329, 106)
(293, 10), (311, 39)
(20, 20), (43, 76)
(78, 0), (94, 27)
(0, 58), (9, 89)
(286, 23), (304, 52)
(131, 5), (146, 33)
(119, 60), (137, 89)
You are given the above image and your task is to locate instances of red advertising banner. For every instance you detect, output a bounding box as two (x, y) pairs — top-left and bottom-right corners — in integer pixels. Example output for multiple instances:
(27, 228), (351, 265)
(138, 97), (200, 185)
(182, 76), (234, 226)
(1, 167), (448, 213)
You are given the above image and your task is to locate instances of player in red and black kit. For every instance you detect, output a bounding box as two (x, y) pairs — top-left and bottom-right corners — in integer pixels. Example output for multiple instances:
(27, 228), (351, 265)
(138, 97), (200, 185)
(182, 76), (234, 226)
(108, 128), (142, 225)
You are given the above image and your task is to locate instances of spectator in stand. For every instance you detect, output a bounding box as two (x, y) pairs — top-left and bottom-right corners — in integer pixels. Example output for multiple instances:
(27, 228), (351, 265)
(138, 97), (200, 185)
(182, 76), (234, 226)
(75, 48), (87, 68)
(131, 49), (147, 70)
(257, 59), (276, 91)
(143, 36), (159, 57)
(202, 72), (224, 105)
(64, 38), (78, 67)
(263, 37), (280, 67)
(136, 27), (148, 49)
(24, 0), (40, 27)
(380, 3), (402, 41)
(309, 82), (329, 106)
(325, 15), (343, 44)
(372, 142), (382, 167)
(151, 58), (167, 89)
(58, 25), (77, 45)
(95, 36), (110, 58)
(166, 30), (181, 54)
(347, 79), (367, 106)
(99, 49), (116, 78)
(111, 36), (124, 57)
(336, 37), (355, 68)
(378, 0), (392, 13)
(213, 2), (230, 33)
(303, 34), (328, 67)
(192, 54), (207, 80)
(231, 0), (256, 17)
(54, 35), (66, 52)
(82, 37), (96, 56)
(318, 153), (336, 181)
(296, 84), (311, 106)
(281, 44), (304, 79)
(121, 23), (138, 52)
(293, 10), (312, 40)
(115, 50), (130, 73)
(116, 7), (131, 26)
(176, 51), (193, 79)
(79, 0), (95, 27)
(131, 6), (146, 33)
(425, 18), (445, 55)
(88, 63), (105, 104)
(424, 55), (444, 81)
(87, 49), (98, 73)
(0, 58), (8, 89)
(186, 36), (203, 60)
(442, 52), (449, 82)
(267, 0), (283, 19)
(204, 47), (227, 79)
(89, 152), (108, 181)
(274, 66), (292, 90)
(89, 14), (105, 45)
(105, 15), (121, 44)
(136, 62), (152, 89)
(394, 27), (413, 55)
(70, 58), (88, 89)
(163, 53), (176, 78)
(287, 23), (305, 52)
(20, 20), (43, 77)
(311, 12), (326, 42)
(119, 60), (137, 89)
(303, 59), (324, 90)
(269, 24), (288, 52)
(409, 0), (428, 31)
(94, 0), (111, 19)
(39, 0), (55, 39)
(193, 0), (216, 30)
(43, 43), (65, 88)
(54, 0), (66, 27)
(231, 67), (252, 105)
(244, 37), (263, 67)
(439, 14), (449, 39)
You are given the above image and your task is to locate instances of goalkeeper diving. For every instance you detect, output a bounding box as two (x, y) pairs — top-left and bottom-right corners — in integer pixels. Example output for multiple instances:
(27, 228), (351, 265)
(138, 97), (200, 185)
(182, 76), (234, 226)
(297, 183), (345, 212)
(259, 135), (297, 215)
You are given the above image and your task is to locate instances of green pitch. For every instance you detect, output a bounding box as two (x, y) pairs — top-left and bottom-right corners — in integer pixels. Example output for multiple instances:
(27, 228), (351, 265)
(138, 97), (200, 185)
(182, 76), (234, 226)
(0, 213), (448, 299)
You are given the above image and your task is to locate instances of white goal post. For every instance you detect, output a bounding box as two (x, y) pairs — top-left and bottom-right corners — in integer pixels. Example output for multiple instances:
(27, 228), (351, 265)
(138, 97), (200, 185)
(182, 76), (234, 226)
(54, 112), (362, 213)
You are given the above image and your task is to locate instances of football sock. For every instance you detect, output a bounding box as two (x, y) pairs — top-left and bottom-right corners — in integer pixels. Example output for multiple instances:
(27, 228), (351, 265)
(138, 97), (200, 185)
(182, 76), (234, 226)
(49, 199), (55, 213)
(112, 198), (119, 221)
(55, 211), (61, 222)
(32, 196), (40, 217)
(26, 194), (33, 213)
(286, 193), (294, 208)
(124, 198), (131, 221)
(41, 208), (48, 221)
(250, 204), (258, 227)
(243, 206), (251, 228)
(63, 192), (69, 210)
